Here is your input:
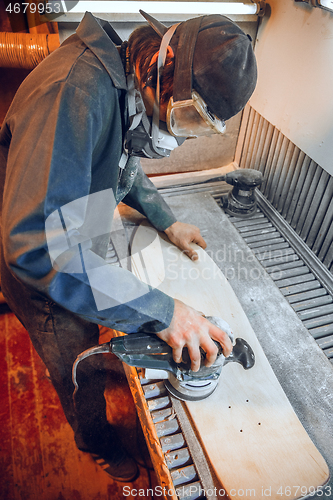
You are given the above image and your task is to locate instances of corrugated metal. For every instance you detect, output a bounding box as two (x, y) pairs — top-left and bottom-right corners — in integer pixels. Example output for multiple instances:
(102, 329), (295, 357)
(238, 106), (333, 273)
(218, 104), (333, 363)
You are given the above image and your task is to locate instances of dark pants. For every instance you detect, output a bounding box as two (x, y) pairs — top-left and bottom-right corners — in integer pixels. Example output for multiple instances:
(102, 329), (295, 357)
(1, 253), (121, 459)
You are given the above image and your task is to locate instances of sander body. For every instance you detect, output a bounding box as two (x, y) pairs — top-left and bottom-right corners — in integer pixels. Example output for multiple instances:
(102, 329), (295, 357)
(72, 317), (255, 402)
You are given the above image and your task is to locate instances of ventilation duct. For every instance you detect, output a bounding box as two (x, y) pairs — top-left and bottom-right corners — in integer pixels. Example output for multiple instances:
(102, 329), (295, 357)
(0, 32), (59, 69)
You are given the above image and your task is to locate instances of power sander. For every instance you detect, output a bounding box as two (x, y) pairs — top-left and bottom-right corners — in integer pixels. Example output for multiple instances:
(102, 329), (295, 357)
(220, 169), (263, 218)
(174, 168), (263, 219)
(72, 317), (255, 402)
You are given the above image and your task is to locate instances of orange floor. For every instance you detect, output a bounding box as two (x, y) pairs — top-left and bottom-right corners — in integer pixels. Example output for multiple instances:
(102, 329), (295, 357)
(0, 308), (157, 500)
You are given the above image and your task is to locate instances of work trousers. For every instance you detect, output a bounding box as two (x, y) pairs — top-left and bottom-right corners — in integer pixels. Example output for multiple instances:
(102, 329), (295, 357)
(1, 253), (121, 459)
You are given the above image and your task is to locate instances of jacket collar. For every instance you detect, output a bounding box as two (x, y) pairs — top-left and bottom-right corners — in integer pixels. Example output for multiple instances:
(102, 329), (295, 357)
(76, 12), (127, 90)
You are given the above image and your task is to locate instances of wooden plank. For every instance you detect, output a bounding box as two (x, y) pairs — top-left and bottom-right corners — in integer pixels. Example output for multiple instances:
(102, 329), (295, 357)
(6, 315), (45, 500)
(131, 221), (330, 500)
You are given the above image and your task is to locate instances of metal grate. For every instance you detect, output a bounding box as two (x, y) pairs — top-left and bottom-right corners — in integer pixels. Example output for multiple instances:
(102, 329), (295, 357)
(224, 206), (333, 364)
(157, 180), (230, 200)
(238, 106), (333, 274)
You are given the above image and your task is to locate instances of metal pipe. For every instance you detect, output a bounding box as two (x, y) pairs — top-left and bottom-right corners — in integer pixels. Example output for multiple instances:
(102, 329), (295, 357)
(72, 343), (111, 398)
(0, 32), (60, 69)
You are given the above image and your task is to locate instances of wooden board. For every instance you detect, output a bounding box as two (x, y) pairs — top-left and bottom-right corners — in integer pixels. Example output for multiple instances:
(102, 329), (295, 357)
(131, 221), (330, 500)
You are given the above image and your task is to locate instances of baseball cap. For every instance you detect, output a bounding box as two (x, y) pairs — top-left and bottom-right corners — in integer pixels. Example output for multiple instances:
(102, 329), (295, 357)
(140, 11), (257, 121)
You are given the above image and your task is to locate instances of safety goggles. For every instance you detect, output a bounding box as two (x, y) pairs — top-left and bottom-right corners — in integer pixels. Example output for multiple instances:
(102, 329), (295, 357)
(166, 91), (226, 138)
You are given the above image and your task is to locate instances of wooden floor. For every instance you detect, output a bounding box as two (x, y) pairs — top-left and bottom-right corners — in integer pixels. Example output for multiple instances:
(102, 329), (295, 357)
(0, 308), (156, 500)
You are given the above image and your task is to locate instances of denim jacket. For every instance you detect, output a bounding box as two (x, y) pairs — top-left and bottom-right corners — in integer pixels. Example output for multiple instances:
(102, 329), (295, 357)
(0, 12), (176, 333)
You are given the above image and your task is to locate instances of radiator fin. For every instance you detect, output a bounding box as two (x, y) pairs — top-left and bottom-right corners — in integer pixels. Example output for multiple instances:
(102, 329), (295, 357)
(239, 107), (333, 272)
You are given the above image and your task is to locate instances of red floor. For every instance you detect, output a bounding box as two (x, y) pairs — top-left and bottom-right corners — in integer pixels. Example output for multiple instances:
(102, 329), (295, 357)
(0, 310), (156, 500)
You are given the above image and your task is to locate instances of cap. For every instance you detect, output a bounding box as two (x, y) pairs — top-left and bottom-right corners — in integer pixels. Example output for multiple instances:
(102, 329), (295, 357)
(140, 12), (257, 121)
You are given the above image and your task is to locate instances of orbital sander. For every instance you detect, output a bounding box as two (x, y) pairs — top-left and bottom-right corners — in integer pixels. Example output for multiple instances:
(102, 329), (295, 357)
(174, 168), (263, 219)
(72, 317), (255, 402)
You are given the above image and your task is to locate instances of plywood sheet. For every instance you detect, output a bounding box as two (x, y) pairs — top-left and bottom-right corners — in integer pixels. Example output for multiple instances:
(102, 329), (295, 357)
(131, 221), (330, 500)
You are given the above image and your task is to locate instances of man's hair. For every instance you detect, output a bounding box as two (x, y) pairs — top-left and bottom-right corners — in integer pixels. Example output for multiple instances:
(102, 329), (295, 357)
(128, 25), (174, 105)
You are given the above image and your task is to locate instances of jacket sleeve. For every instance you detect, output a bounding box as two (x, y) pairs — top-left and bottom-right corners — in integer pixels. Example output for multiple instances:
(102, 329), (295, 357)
(1, 68), (174, 334)
(122, 163), (177, 232)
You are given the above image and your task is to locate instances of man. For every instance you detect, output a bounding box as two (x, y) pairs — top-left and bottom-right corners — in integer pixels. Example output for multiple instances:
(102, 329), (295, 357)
(0, 10), (257, 481)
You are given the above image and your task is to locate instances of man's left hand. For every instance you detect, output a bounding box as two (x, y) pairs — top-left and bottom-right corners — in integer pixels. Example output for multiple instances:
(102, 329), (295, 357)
(164, 221), (207, 261)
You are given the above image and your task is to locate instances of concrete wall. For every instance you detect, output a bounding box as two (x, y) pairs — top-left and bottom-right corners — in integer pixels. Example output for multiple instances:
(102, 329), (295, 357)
(141, 113), (242, 175)
(250, 0), (333, 175)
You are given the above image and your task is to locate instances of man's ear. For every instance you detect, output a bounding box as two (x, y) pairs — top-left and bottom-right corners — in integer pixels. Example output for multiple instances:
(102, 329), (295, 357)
(149, 46), (174, 69)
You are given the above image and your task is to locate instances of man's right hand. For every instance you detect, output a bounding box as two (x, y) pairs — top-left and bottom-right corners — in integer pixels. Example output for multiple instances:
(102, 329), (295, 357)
(156, 298), (233, 372)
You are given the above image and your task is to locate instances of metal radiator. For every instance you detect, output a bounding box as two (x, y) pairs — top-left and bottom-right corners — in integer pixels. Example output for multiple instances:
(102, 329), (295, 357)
(229, 105), (333, 364)
(237, 106), (333, 274)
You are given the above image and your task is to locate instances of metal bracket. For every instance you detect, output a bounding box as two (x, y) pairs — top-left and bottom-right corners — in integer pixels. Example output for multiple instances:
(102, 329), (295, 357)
(252, 0), (267, 16)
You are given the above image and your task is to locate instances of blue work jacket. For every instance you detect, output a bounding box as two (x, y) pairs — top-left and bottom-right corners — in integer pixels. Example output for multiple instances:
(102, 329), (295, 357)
(0, 12), (176, 333)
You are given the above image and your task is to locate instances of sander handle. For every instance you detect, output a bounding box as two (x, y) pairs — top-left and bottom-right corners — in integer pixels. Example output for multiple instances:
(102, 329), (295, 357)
(110, 332), (190, 375)
(110, 332), (255, 372)
(224, 338), (255, 370)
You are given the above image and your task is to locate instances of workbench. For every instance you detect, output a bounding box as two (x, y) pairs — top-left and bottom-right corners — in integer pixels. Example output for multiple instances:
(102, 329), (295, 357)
(113, 191), (333, 500)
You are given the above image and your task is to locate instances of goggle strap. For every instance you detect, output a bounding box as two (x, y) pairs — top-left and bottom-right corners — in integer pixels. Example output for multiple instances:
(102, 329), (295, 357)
(152, 23), (180, 147)
(173, 16), (202, 103)
(127, 74), (146, 131)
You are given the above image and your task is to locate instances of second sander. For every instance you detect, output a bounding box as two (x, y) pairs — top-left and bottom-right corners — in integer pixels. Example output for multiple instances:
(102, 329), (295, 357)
(72, 317), (255, 402)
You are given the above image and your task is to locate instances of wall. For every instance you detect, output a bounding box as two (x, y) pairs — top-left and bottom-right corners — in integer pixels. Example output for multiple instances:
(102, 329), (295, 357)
(250, 0), (333, 175)
(141, 114), (241, 174)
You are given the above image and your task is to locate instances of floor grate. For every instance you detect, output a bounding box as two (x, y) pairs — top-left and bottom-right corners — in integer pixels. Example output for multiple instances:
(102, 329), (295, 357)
(224, 208), (333, 364)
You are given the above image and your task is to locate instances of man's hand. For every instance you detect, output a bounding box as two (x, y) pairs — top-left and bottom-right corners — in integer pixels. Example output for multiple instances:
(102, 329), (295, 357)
(164, 221), (206, 261)
(156, 299), (233, 372)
